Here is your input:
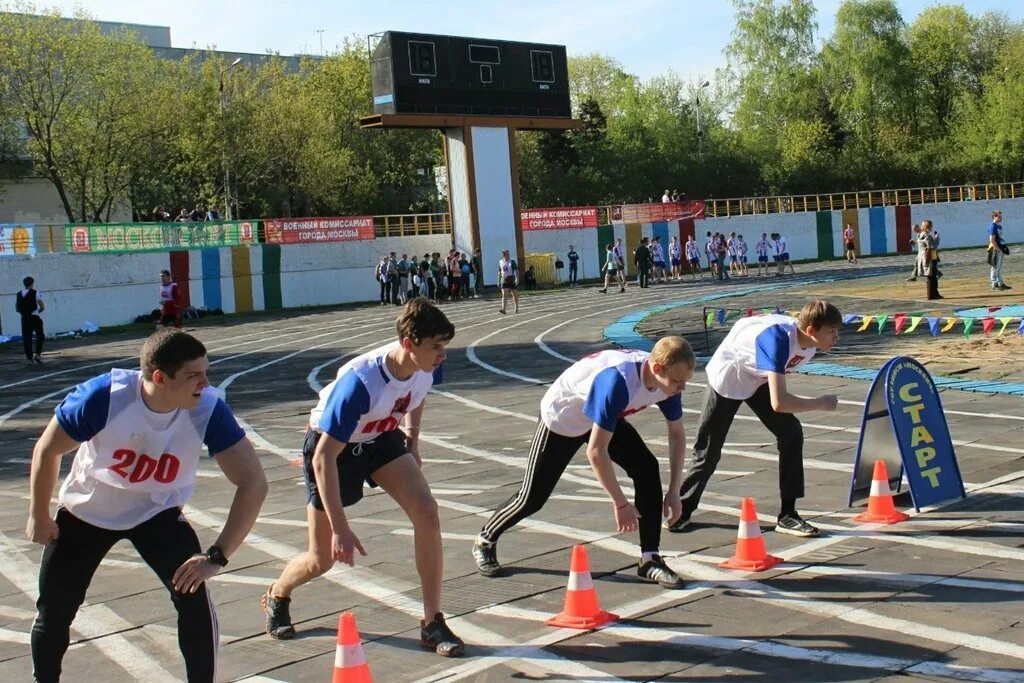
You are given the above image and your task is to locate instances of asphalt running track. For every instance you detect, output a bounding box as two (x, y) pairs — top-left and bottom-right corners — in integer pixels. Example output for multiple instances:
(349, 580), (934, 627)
(1, 253), (1023, 682)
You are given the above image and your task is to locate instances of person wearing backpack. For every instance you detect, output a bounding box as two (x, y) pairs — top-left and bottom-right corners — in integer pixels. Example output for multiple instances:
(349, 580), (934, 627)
(16, 276), (45, 364)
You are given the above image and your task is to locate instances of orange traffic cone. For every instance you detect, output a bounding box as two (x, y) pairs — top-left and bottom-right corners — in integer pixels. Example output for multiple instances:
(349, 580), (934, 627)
(720, 498), (782, 571)
(854, 460), (910, 524)
(332, 612), (372, 683)
(546, 545), (618, 629)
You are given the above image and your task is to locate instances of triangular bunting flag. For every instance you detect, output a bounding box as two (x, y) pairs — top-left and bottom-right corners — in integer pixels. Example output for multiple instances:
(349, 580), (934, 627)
(999, 317), (1013, 335)
(982, 317), (996, 335)
(963, 318), (975, 337)
(857, 315), (874, 332)
(894, 314), (907, 335)
(907, 316), (923, 333)
(876, 315), (889, 334)
(746, 308), (754, 317)
(1018, 319), (1024, 335)
(706, 311), (715, 327)
(717, 308), (726, 324)
(941, 317), (958, 333)
(927, 317), (939, 336)
(988, 306), (1002, 313)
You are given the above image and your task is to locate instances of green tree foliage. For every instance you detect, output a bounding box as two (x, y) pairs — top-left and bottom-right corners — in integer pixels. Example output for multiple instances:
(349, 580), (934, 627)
(1, 1), (1022, 219)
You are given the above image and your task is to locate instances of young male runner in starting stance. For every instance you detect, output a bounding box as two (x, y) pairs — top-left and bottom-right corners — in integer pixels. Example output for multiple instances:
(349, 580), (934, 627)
(262, 298), (465, 657)
(26, 329), (268, 683)
(473, 336), (695, 589)
(666, 299), (841, 537)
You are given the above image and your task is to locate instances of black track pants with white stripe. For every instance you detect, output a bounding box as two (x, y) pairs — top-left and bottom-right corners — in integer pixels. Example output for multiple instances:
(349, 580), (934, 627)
(32, 507), (218, 683)
(479, 418), (665, 553)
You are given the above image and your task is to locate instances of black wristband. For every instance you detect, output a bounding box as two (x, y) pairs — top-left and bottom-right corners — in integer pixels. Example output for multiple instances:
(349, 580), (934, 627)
(205, 545), (228, 567)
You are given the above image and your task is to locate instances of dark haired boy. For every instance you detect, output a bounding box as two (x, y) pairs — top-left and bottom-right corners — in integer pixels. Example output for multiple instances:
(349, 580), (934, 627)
(16, 275), (45, 364)
(262, 298), (465, 657)
(667, 300), (841, 537)
(158, 269), (182, 328)
(26, 329), (267, 683)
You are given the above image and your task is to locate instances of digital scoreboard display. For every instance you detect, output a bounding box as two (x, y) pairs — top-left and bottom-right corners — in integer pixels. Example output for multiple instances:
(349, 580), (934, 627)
(370, 31), (571, 118)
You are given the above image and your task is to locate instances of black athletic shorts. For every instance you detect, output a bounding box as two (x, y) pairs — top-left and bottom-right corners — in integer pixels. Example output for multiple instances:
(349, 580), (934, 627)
(302, 428), (409, 509)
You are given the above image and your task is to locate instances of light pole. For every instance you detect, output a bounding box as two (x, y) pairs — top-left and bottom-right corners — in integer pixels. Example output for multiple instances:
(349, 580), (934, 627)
(219, 57), (243, 221)
(696, 79), (710, 161)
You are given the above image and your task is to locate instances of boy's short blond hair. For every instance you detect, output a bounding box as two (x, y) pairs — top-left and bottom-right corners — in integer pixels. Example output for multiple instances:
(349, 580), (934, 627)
(650, 336), (695, 369)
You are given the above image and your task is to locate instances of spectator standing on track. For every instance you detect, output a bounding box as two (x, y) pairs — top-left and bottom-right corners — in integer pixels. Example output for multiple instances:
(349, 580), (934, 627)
(16, 276), (45, 365)
(773, 233), (794, 275)
(612, 238), (626, 283)
(157, 269), (182, 329)
(756, 233), (773, 277)
(668, 235), (682, 281)
(397, 254), (411, 304)
(736, 234), (749, 276)
(430, 252), (444, 302)
(714, 233), (730, 281)
(988, 210), (1011, 290)
(497, 249), (519, 314)
(635, 237), (652, 288)
(26, 330), (267, 683)
(261, 300), (465, 657)
(599, 243), (625, 294)
(472, 248), (483, 297)
(666, 300), (841, 538)
(907, 224), (924, 282)
(685, 235), (702, 279)
(459, 252), (472, 299)
(921, 222), (942, 300)
(377, 256), (389, 305)
(704, 231), (715, 272)
(651, 236), (667, 283)
(447, 249), (463, 301)
(567, 245), (579, 286)
(844, 224), (858, 263)
(472, 336), (696, 590)
(387, 252), (400, 305)
(727, 232), (740, 276)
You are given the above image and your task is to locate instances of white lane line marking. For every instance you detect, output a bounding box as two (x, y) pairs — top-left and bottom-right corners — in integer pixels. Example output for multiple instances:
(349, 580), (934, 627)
(0, 531), (179, 682)
(185, 508), (619, 683)
(390, 529), (479, 541)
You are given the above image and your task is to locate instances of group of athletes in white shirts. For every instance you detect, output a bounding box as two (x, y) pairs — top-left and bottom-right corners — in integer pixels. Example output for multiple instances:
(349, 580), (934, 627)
(24, 292), (843, 679)
(602, 232), (796, 291)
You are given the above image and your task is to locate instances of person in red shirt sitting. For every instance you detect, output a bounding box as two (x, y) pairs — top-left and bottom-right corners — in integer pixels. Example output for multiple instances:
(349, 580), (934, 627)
(157, 269), (182, 329)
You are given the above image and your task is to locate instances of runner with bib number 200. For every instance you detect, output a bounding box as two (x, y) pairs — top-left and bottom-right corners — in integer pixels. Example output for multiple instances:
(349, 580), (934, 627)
(25, 329), (268, 683)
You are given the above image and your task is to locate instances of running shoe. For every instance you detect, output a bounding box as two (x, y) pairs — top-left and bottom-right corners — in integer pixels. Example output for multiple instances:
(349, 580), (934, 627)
(420, 612), (465, 657)
(775, 512), (820, 538)
(472, 539), (502, 577)
(637, 554), (685, 589)
(261, 586), (295, 639)
(663, 515), (691, 533)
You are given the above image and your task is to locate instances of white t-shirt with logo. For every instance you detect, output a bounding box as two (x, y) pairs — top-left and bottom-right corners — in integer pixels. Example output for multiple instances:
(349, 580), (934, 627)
(310, 342), (441, 444)
(705, 315), (816, 400)
(540, 350), (683, 437)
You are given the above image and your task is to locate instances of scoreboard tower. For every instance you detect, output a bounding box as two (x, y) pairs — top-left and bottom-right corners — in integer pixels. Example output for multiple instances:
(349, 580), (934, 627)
(361, 31), (580, 286)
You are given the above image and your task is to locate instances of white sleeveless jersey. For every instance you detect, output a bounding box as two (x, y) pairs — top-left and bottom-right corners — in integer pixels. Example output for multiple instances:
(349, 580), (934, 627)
(669, 241), (681, 259)
(498, 258), (515, 280)
(59, 369), (218, 530)
(686, 241), (700, 259)
(159, 282), (177, 304)
(541, 349), (682, 437)
(775, 236), (788, 255)
(310, 342), (436, 443)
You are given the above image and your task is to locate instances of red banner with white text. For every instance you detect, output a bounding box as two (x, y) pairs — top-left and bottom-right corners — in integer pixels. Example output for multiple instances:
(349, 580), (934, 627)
(521, 207), (599, 231)
(264, 216), (375, 244)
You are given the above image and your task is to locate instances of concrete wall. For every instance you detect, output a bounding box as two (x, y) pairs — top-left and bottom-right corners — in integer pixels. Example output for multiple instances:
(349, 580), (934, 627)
(0, 177), (132, 225)
(0, 234), (452, 336)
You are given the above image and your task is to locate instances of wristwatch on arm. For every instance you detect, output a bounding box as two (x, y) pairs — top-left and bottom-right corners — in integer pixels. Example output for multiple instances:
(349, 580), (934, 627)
(204, 545), (228, 567)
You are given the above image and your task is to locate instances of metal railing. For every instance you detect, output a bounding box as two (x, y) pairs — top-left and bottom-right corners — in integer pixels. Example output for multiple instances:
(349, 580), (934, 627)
(704, 181), (1024, 218)
(374, 212), (451, 237)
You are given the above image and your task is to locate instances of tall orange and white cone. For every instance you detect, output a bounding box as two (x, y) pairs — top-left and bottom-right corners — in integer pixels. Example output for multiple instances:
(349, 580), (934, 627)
(332, 612), (372, 683)
(720, 498), (782, 571)
(854, 460), (910, 524)
(546, 545), (618, 629)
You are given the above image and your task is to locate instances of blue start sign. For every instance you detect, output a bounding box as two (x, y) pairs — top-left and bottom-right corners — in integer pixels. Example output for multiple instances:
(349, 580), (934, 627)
(849, 356), (965, 511)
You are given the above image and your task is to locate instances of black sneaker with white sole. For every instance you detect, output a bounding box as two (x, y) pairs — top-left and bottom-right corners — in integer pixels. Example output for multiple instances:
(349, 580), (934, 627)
(775, 513), (820, 537)
(261, 586), (295, 639)
(420, 612), (465, 657)
(663, 515), (692, 533)
(637, 554), (685, 589)
(472, 539), (502, 577)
